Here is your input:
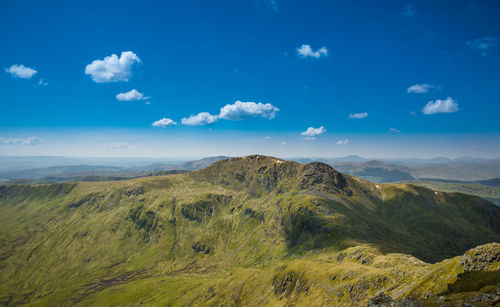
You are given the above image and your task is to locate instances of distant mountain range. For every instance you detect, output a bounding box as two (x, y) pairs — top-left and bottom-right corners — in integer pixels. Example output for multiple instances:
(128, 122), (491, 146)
(2, 155), (500, 183)
(0, 156), (230, 182)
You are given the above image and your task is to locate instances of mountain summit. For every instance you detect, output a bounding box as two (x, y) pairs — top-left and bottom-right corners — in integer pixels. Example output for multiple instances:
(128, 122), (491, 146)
(1, 155), (499, 306)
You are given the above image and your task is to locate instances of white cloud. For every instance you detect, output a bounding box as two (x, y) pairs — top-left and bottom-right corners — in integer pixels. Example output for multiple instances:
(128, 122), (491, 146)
(85, 51), (141, 83)
(301, 126), (326, 137)
(389, 128), (401, 133)
(0, 136), (42, 145)
(104, 142), (135, 149)
(5, 64), (37, 79)
(336, 139), (349, 145)
(349, 112), (368, 119)
(152, 118), (177, 127)
(38, 78), (48, 86)
(407, 83), (432, 94)
(422, 97), (459, 115)
(181, 112), (218, 126)
(264, 136), (271, 140)
(218, 101), (279, 120)
(116, 89), (149, 101)
(281, 141), (287, 145)
(466, 37), (497, 56)
(296, 45), (328, 59)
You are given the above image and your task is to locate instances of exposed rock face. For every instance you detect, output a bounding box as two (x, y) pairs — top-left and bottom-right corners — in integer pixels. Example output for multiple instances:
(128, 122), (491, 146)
(459, 243), (500, 272)
(299, 162), (352, 195)
(367, 292), (396, 307)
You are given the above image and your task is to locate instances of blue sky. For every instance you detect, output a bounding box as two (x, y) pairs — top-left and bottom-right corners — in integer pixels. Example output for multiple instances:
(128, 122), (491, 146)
(1, 0), (499, 158)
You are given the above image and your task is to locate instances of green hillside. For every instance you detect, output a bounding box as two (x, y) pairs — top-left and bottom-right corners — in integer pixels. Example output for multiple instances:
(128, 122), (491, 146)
(0, 155), (499, 306)
(397, 180), (500, 206)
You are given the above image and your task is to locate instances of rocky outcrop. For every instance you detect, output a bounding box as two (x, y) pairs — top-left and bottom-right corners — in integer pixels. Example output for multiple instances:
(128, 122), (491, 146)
(299, 162), (352, 195)
(367, 292), (396, 307)
(459, 243), (500, 272)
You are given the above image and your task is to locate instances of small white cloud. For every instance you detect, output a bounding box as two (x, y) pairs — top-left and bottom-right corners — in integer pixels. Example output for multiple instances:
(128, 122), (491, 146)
(0, 136), (42, 145)
(422, 97), (459, 115)
(152, 118), (177, 127)
(296, 45), (328, 59)
(303, 137), (316, 141)
(85, 51), (141, 83)
(218, 101), (279, 120)
(403, 4), (415, 16)
(336, 139), (349, 145)
(264, 136), (271, 140)
(104, 142), (135, 149)
(38, 78), (48, 86)
(407, 83), (432, 94)
(301, 126), (326, 137)
(389, 128), (401, 133)
(116, 89), (149, 101)
(466, 37), (497, 56)
(281, 141), (287, 145)
(5, 64), (37, 79)
(182, 112), (218, 126)
(349, 112), (368, 119)
(145, 101), (151, 105)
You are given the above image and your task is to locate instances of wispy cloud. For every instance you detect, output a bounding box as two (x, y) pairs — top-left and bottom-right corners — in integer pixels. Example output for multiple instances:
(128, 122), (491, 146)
(300, 126), (326, 141)
(349, 112), (368, 119)
(407, 83), (433, 94)
(152, 118), (177, 127)
(403, 4), (415, 16)
(85, 51), (141, 83)
(264, 0), (279, 12)
(422, 97), (459, 115)
(38, 78), (48, 86)
(182, 112), (218, 126)
(264, 136), (271, 140)
(0, 136), (42, 145)
(336, 139), (349, 145)
(389, 128), (401, 133)
(218, 101), (279, 120)
(296, 45), (328, 59)
(116, 89), (149, 101)
(466, 37), (497, 56)
(104, 142), (135, 149)
(5, 64), (37, 79)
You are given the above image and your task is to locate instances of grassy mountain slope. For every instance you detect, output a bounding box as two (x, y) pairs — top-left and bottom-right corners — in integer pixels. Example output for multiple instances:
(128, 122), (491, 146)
(0, 155), (499, 306)
(397, 180), (500, 206)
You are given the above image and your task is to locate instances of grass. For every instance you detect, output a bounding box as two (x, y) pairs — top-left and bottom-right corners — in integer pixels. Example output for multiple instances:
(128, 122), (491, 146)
(0, 155), (499, 306)
(397, 180), (500, 206)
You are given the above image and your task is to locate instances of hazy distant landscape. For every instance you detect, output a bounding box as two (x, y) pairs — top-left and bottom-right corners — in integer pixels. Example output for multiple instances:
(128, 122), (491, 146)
(3, 155), (500, 206)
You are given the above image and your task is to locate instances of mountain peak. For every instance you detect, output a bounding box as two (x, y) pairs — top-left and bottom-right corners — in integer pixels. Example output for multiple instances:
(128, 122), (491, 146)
(192, 155), (352, 195)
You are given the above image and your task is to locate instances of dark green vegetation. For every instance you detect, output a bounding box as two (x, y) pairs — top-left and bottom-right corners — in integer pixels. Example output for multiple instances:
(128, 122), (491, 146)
(0, 155), (499, 306)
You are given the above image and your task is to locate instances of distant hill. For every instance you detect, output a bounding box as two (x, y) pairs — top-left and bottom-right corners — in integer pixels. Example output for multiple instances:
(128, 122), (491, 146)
(1, 155), (499, 305)
(397, 179), (500, 206)
(0, 156), (229, 183)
